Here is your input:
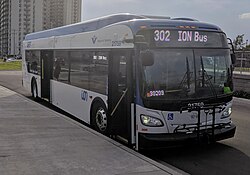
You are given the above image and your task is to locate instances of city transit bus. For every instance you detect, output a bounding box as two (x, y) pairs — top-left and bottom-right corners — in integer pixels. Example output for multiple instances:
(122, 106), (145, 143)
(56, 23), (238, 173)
(22, 14), (236, 150)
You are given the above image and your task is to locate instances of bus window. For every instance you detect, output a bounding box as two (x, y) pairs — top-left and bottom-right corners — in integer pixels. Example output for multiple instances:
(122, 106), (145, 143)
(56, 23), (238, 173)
(25, 50), (40, 75)
(89, 52), (109, 95)
(70, 51), (91, 90)
(54, 51), (70, 82)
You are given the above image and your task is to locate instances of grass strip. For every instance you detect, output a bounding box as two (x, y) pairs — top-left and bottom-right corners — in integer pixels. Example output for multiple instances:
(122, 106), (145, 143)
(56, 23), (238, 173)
(0, 59), (22, 71)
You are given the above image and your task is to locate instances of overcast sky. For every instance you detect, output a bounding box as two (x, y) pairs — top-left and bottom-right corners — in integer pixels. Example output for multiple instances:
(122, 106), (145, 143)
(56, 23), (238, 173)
(82, 0), (250, 43)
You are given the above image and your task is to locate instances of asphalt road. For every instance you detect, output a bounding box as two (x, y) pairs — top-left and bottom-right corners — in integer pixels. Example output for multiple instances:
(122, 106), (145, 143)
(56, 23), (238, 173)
(0, 71), (250, 175)
(0, 71), (31, 96)
(144, 97), (250, 174)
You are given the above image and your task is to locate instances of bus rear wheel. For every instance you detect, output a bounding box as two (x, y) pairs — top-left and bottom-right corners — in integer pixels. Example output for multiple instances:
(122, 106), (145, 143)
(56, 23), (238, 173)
(91, 102), (108, 135)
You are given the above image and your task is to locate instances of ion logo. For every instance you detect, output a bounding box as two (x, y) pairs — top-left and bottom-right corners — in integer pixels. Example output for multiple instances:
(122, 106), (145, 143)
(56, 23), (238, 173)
(168, 113), (174, 120)
(81, 91), (88, 101)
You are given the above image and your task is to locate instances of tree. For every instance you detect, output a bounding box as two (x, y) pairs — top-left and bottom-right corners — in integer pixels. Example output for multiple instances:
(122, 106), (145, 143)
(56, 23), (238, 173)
(233, 34), (244, 50)
(246, 44), (250, 51)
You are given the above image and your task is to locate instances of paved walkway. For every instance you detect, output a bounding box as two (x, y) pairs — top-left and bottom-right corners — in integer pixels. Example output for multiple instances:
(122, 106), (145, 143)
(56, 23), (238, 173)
(0, 85), (183, 175)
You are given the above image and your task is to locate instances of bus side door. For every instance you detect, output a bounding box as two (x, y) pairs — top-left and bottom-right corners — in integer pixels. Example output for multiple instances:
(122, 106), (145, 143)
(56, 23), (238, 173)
(108, 51), (133, 145)
(41, 50), (53, 101)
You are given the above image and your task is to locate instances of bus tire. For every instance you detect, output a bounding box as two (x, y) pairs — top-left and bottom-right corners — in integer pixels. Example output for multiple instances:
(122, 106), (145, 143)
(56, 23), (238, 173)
(31, 79), (39, 101)
(91, 101), (108, 135)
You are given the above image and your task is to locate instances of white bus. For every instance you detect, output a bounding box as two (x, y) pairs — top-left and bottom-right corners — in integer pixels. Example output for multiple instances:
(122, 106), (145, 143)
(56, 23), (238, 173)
(23, 14), (236, 150)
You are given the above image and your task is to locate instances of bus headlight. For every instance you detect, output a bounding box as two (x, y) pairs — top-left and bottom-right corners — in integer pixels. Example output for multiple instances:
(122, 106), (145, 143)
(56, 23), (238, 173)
(140, 115), (164, 127)
(221, 107), (232, 119)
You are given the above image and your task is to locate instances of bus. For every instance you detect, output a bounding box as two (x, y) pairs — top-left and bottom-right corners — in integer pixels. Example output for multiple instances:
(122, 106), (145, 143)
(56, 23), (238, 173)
(22, 14), (236, 150)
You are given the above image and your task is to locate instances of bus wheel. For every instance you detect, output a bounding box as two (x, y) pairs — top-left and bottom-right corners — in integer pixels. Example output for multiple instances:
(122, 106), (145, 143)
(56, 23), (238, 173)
(31, 80), (38, 100)
(92, 102), (108, 135)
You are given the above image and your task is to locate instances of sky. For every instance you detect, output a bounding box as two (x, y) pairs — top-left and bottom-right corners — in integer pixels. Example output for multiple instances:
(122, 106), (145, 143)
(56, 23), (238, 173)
(81, 0), (250, 44)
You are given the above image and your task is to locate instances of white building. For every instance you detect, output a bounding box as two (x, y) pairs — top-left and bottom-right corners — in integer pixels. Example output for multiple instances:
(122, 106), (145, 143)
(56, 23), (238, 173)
(0, 0), (82, 56)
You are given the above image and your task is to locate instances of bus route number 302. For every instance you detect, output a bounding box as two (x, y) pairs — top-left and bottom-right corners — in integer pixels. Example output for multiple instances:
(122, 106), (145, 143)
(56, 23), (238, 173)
(154, 30), (171, 42)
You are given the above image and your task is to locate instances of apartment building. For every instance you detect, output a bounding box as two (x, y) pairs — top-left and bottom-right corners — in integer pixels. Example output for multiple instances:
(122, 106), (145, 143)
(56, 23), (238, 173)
(65, 0), (82, 25)
(0, 0), (9, 56)
(0, 0), (19, 56)
(0, 0), (82, 57)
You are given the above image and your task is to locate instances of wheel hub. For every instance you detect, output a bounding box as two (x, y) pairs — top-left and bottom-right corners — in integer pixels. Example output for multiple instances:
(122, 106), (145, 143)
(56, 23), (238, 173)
(95, 108), (107, 132)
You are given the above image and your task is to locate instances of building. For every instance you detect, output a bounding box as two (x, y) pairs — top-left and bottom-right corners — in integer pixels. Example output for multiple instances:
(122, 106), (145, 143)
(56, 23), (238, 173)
(0, 0), (82, 57)
(0, 0), (19, 57)
(43, 0), (82, 28)
(64, 0), (82, 25)
(0, 0), (9, 56)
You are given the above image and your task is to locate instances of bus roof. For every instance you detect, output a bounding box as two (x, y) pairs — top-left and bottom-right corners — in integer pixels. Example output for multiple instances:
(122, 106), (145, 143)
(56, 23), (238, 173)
(25, 13), (222, 41)
(25, 14), (146, 40)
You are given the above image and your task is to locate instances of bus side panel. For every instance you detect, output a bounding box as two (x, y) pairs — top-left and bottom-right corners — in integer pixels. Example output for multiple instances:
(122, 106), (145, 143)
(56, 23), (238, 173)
(50, 80), (107, 124)
(22, 49), (42, 98)
(22, 73), (41, 97)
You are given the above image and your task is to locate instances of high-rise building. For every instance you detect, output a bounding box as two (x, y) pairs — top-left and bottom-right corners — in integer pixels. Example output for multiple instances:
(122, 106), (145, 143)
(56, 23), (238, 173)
(0, 0), (9, 56)
(65, 0), (82, 25)
(0, 0), (82, 56)
(0, 0), (19, 56)
(43, 0), (82, 29)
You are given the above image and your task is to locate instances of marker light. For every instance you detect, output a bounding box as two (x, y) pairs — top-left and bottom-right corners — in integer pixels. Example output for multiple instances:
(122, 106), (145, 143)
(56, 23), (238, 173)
(140, 115), (164, 127)
(140, 26), (147, 29)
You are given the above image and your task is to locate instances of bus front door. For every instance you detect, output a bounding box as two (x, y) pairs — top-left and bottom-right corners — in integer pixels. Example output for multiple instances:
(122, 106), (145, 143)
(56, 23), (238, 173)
(109, 52), (133, 145)
(41, 50), (53, 101)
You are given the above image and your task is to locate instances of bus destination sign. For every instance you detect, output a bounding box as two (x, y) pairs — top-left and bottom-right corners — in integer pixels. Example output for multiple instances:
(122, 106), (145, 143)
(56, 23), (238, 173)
(152, 29), (226, 48)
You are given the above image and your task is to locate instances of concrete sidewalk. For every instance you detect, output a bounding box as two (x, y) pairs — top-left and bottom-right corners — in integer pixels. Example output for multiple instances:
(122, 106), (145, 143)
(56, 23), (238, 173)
(0, 85), (183, 175)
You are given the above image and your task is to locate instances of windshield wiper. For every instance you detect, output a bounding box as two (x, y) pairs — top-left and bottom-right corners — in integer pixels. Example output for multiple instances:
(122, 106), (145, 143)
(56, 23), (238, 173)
(178, 57), (192, 91)
(200, 56), (217, 98)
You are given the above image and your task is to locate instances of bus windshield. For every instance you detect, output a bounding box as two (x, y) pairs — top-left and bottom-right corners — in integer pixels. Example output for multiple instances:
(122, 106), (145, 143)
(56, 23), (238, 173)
(141, 49), (232, 101)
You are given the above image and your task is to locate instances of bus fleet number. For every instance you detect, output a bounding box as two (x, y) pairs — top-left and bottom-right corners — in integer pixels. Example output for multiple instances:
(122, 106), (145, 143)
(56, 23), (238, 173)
(154, 30), (171, 42)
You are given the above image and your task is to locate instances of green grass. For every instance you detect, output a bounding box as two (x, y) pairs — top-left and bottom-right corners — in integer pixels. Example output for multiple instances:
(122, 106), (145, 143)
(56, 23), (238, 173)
(0, 59), (22, 71)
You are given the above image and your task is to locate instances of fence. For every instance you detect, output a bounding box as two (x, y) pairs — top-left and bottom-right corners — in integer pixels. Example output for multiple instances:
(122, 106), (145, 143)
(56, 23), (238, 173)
(235, 51), (250, 73)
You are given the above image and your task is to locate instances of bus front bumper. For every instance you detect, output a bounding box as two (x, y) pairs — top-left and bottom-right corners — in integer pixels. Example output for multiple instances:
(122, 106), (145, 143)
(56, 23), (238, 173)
(138, 124), (236, 150)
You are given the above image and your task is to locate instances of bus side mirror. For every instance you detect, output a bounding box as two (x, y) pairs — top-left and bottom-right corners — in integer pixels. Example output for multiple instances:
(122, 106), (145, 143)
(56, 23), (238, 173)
(231, 54), (236, 65)
(227, 38), (236, 64)
(140, 50), (154, 66)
